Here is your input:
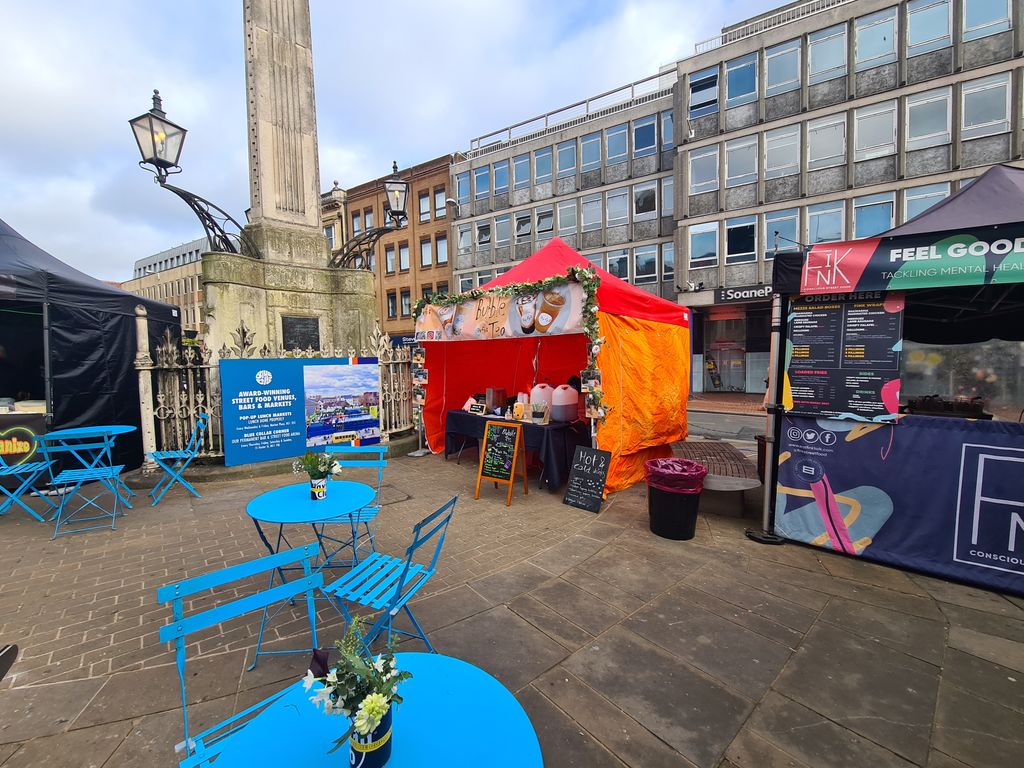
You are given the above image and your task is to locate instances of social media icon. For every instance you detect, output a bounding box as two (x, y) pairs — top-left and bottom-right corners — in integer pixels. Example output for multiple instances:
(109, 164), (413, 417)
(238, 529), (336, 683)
(802, 429), (819, 443)
(787, 427), (803, 441)
(820, 431), (837, 445)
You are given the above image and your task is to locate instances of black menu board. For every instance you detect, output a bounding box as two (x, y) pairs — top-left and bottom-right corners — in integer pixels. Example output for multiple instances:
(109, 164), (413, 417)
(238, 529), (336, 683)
(479, 422), (520, 482)
(787, 292), (903, 421)
(562, 446), (612, 513)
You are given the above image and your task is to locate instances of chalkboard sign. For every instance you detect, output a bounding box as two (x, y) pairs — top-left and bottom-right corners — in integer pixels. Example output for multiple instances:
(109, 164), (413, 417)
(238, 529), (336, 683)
(475, 420), (528, 507)
(563, 446), (612, 513)
(282, 316), (321, 351)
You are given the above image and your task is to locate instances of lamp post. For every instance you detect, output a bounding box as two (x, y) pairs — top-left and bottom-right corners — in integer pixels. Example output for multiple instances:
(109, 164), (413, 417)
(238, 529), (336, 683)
(129, 90), (259, 258)
(329, 162), (409, 269)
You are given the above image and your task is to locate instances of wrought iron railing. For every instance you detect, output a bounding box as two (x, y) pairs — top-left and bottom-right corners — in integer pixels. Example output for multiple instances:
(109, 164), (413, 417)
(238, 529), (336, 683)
(694, 0), (853, 54)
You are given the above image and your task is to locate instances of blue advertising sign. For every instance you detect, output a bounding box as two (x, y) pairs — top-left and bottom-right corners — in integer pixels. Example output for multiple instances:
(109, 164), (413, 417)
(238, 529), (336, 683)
(220, 358), (380, 467)
(775, 414), (1024, 595)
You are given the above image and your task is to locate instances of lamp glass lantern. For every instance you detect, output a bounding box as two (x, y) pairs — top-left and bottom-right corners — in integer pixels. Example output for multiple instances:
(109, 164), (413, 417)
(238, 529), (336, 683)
(382, 162), (409, 226)
(129, 94), (187, 173)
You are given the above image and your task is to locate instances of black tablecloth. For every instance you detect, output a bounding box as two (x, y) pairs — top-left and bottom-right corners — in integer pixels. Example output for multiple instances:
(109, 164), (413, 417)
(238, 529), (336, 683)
(444, 410), (591, 492)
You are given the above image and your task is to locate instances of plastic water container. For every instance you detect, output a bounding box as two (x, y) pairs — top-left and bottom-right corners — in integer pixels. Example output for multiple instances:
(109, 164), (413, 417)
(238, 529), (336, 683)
(551, 384), (578, 422)
(530, 383), (553, 408)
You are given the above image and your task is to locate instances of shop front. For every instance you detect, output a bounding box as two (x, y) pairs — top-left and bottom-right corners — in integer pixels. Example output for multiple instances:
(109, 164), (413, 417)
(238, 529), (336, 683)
(692, 284), (771, 394)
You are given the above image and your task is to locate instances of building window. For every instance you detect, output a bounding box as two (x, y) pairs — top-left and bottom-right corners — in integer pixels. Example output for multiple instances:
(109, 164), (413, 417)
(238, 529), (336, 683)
(386, 292), (397, 318)
(855, 8), (897, 71)
(807, 115), (847, 170)
(606, 188), (628, 227)
(855, 100), (897, 160)
(436, 234), (448, 265)
(513, 154), (530, 189)
(661, 110), (674, 149)
(632, 181), (657, 222)
(853, 193), (895, 238)
(459, 275), (474, 293)
(764, 125), (800, 179)
(661, 241), (674, 282)
(323, 224), (335, 249)
(726, 215), (757, 264)
(582, 194), (602, 231)
(632, 115), (656, 158)
(581, 132), (601, 172)
(437, 281), (449, 294)
(765, 39), (800, 96)
(906, 87), (951, 150)
(557, 140), (577, 178)
(634, 245), (657, 284)
(587, 253), (604, 269)
(962, 73), (1011, 139)
(477, 271), (494, 286)
(557, 200), (577, 235)
(807, 201), (845, 244)
(808, 24), (847, 84)
(400, 290), (411, 317)
(473, 167), (490, 200)
(385, 244), (395, 273)
(422, 285), (433, 300)
(904, 182), (950, 220)
(476, 221), (491, 247)
(534, 147), (553, 183)
(661, 175), (674, 217)
(963, 0), (1011, 41)
(688, 146), (719, 194)
(458, 224), (472, 254)
(725, 53), (757, 108)
(399, 243), (410, 271)
(907, 0), (951, 56)
(688, 66), (719, 118)
(689, 222), (719, 267)
(367, 249), (376, 272)
(494, 214), (511, 244)
(418, 192), (430, 223)
(536, 206), (554, 237)
(456, 172), (470, 205)
(725, 136), (757, 187)
(605, 124), (628, 164)
(489, 161), (508, 195)
(607, 249), (629, 279)
(352, 211), (362, 235)
(434, 188), (446, 218)
(365, 209), (374, 228)
(515, 210), (532, 243)
(765, 208), (799, 258)
(420, 238), (432, 267)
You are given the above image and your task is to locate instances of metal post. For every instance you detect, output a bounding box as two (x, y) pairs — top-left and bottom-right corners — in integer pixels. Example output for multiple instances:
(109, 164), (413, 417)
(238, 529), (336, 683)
(134, 305), (158, 473)
(42, 301), (53, 427)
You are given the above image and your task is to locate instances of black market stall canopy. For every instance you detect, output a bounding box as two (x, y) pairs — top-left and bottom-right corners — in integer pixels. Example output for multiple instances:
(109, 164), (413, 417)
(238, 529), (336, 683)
(0, 218), (180, 469)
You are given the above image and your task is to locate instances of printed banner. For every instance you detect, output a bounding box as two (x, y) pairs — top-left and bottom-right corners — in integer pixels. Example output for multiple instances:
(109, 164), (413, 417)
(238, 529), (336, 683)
(0, 413), (45, 490)
(786, 292), (904, 421)
(414, 282), (585, 341)
(220, 358), (380, 467)
(800, 223), (1024, 294)
(775, 414), (1024, 595)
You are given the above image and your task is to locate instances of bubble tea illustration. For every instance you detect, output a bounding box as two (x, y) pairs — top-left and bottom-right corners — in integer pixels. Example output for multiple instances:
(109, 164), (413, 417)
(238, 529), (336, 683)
(437, 305), (456, 339)
(516, 294), (537, 335)
(535, 287), (566, 334)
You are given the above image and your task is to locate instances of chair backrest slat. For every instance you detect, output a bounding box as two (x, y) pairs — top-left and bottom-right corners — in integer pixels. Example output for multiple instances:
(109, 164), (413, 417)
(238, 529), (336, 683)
(324, 445), (386, 456)
(334, 459), (386, 468)
(185, 414), (210, 453)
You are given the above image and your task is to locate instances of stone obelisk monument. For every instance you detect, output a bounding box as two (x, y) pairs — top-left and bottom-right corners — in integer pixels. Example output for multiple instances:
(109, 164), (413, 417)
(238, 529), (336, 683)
(202, 0), (376, 357)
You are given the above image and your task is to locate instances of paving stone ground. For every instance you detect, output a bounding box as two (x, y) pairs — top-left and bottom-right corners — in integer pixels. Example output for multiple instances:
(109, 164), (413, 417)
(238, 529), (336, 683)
(1, 450), (1022, 767)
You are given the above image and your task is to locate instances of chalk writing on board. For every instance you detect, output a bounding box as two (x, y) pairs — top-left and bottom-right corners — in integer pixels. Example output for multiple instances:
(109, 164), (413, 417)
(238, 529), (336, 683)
(563, 446), (611, 513)
(480, 422), (519, 483)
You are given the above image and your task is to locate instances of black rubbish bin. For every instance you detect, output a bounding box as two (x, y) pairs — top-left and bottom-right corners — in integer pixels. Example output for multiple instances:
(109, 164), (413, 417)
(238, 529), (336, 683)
(643, 458), (708, 541)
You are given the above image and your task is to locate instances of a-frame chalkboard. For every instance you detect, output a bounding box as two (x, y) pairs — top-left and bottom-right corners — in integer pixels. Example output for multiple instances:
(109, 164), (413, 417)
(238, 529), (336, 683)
(474, 421), (528, 507)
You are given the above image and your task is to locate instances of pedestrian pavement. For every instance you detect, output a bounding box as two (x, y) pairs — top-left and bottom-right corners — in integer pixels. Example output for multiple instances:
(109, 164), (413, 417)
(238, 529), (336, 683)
(0, 451), (1022, 767)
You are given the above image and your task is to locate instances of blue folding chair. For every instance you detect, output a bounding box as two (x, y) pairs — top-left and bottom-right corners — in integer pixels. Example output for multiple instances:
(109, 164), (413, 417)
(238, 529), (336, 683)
(157, 543), (323, 768)
(148, 414), (209, 506)
(322, 495), (457, 653)
(322, 443), (386, 563)
(50, 463), (124, 539)
(0, 454), (53, 522)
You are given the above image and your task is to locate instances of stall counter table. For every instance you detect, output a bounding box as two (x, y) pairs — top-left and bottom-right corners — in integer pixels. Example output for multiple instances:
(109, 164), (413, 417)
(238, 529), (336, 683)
(444, 409), (590, 491)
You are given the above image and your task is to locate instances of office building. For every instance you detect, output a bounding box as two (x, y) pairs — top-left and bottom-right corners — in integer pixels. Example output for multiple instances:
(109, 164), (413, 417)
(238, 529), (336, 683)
(122, 237), (209, 334)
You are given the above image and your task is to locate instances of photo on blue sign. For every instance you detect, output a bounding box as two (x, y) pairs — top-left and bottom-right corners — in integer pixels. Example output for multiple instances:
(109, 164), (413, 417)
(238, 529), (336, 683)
(303, 363), (381, 447)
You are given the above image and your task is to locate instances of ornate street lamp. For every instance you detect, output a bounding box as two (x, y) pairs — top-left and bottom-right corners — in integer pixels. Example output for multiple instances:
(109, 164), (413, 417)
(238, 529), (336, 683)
(330, 161), (410, 269)
(129, 90), (259, 258)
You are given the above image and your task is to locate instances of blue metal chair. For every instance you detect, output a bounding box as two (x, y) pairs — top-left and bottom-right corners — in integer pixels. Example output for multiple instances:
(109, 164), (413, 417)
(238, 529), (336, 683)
(322, 495), (457, 653)
(148, 414), (209, 506)
(157, 543), (323, 768)
(0, 454), (53, 522)
(322, 443), (386, 563)
(50, 463), (125, 539)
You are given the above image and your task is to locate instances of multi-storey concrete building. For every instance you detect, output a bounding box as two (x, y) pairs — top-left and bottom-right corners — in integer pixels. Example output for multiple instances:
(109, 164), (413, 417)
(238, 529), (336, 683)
(345, 155), (454, 340)
(450, 70), (678, 301)
(675, 0), (1024, 393)
(122, 237), (209, 334)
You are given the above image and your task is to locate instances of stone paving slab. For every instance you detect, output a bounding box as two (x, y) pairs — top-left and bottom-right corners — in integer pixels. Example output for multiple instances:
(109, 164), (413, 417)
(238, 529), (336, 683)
(1, 451), (1023, 767)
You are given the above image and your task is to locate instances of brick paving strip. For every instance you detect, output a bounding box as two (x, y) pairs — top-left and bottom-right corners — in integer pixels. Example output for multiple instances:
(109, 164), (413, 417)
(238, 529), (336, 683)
(0, 452), (1022, 767)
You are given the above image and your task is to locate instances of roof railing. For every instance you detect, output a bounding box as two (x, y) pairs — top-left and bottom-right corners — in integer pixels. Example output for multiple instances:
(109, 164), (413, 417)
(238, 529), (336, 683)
(694, 0), (853, 54)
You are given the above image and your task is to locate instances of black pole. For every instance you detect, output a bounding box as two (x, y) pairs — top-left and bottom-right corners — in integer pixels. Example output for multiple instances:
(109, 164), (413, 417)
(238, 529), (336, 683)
(42, 299), (52, 428)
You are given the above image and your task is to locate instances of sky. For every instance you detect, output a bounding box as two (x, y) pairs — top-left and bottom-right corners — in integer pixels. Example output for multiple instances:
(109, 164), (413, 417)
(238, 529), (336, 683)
(0, 0), (779, 281)
(304, 363), (379, 398)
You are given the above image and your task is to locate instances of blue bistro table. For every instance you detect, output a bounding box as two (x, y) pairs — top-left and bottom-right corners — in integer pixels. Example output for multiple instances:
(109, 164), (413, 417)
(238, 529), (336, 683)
(34, 425), (137, 508)
(188, 652), (543, 767)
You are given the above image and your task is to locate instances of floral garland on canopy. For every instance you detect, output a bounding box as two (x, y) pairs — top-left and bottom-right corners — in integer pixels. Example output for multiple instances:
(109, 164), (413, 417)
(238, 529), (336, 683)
(412, 266), (609, 422)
